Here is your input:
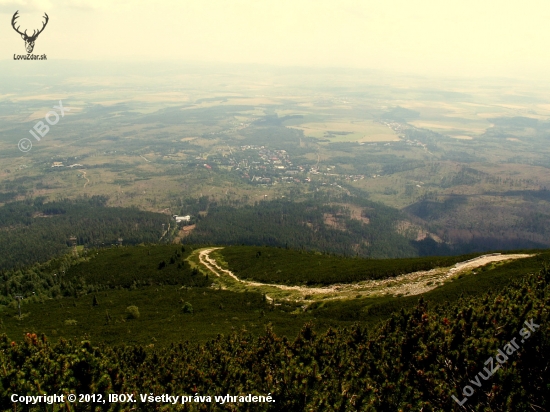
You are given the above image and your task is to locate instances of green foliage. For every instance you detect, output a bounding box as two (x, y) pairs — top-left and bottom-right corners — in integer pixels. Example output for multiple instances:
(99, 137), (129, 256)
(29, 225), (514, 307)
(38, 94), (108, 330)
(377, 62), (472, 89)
(0, 266), (548, 411)
(313, 250), (550, 326)
(2, 286), (303, 346)
(0, 244), (211, 304)
(126, 305), (140, 319)
(0, 196), (172, 270)
(3, 246), (548, 350)
(182, 301), (194, 314)
(187, 197), (419, 258)
(221, 245), (484, 285)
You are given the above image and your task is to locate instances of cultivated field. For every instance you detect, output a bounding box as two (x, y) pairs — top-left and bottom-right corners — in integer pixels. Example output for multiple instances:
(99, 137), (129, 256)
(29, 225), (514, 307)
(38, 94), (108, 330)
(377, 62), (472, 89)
(289, 120), (399, 142)
(2, 65), (550, 253)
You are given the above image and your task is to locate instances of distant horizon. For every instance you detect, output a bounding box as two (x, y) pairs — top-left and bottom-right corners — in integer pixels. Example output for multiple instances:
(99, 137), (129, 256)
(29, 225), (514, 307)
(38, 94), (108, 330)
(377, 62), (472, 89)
(1, 0), (549, 81)
(0, 58), (546, 85)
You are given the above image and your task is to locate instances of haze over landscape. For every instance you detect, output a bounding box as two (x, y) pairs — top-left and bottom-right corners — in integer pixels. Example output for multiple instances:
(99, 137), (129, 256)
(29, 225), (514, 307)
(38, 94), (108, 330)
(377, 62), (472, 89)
(0, 1), (549, 411)
(1, 0), (550, 78)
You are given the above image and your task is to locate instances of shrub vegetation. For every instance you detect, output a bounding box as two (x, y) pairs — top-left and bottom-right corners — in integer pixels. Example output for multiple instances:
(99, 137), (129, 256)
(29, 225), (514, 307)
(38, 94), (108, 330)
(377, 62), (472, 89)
(1, 266), (548, 411)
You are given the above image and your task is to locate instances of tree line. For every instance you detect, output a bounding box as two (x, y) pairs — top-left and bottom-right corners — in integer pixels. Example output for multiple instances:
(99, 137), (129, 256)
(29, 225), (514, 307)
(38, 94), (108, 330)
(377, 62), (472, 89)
(186, 197), (421, 259)
(0, 196), (172, 270)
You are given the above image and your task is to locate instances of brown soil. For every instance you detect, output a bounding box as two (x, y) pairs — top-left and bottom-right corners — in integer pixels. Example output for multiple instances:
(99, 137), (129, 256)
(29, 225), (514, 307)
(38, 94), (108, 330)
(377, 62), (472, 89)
(173, 224), (196, 243)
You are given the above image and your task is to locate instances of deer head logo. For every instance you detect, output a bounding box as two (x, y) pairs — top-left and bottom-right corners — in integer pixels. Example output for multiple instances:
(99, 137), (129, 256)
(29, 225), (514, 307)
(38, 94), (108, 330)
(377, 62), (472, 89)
(11, 11), (49, 54)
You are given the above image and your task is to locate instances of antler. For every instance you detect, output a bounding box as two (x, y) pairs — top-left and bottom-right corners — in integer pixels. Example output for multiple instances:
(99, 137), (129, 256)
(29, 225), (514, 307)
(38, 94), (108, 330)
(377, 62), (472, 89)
(11, 11), (49, 40)
(32, 13), (49, 39)
(11, 11), (26, 37)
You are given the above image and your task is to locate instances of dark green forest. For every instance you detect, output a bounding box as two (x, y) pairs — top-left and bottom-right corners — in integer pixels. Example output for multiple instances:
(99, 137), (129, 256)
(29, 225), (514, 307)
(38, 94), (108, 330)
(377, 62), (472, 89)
(184, 195), (521, 258)
(186, 197), (419, 258)
(0, 196), (171, 271)
(0, 245), (208, 305)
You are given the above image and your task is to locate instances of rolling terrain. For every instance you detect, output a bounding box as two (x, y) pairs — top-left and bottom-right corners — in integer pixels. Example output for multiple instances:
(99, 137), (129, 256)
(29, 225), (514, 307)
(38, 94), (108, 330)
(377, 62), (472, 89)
(1, 64), (550, 410)
(2, 64), (550, 260)
(2, 244), (548, 347)
(0, 244), (548, 411)
(198, 247), (532, 301)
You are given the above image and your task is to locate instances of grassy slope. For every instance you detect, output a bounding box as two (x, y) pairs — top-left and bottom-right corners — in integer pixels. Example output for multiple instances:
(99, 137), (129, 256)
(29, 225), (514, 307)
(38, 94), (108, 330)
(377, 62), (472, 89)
(65, 244), (207, 288)
(0, 287), (303, 347)
(314, 249), (550, 326)
(1, 245), (548, 347)
(1, 266), (548, 411)
(221, 245), (489, 285)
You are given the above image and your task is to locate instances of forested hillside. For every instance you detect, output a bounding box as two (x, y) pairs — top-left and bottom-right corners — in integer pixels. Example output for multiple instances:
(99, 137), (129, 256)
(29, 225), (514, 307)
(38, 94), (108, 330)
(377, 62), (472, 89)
(0, 196), (171, 270)
(0, 245), (208, 305)
(1, 265), (548, 411)
(187, 198), (418, 258)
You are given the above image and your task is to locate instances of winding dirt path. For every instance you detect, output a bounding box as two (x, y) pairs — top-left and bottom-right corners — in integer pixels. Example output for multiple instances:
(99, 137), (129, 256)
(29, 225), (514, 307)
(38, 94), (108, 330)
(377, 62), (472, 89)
(200, 248), (332, 294)
(198, 248), (533, 300)
(81, 170), (90, 188)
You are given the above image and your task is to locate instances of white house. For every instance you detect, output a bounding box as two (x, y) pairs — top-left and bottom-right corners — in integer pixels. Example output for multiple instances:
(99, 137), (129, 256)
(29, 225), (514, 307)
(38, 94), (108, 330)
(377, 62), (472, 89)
(173, 215), (191, 223)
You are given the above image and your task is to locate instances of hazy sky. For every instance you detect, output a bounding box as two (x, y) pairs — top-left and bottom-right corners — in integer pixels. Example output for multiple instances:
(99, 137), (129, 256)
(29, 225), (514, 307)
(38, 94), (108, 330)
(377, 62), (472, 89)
(1, 0), (549, 79)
